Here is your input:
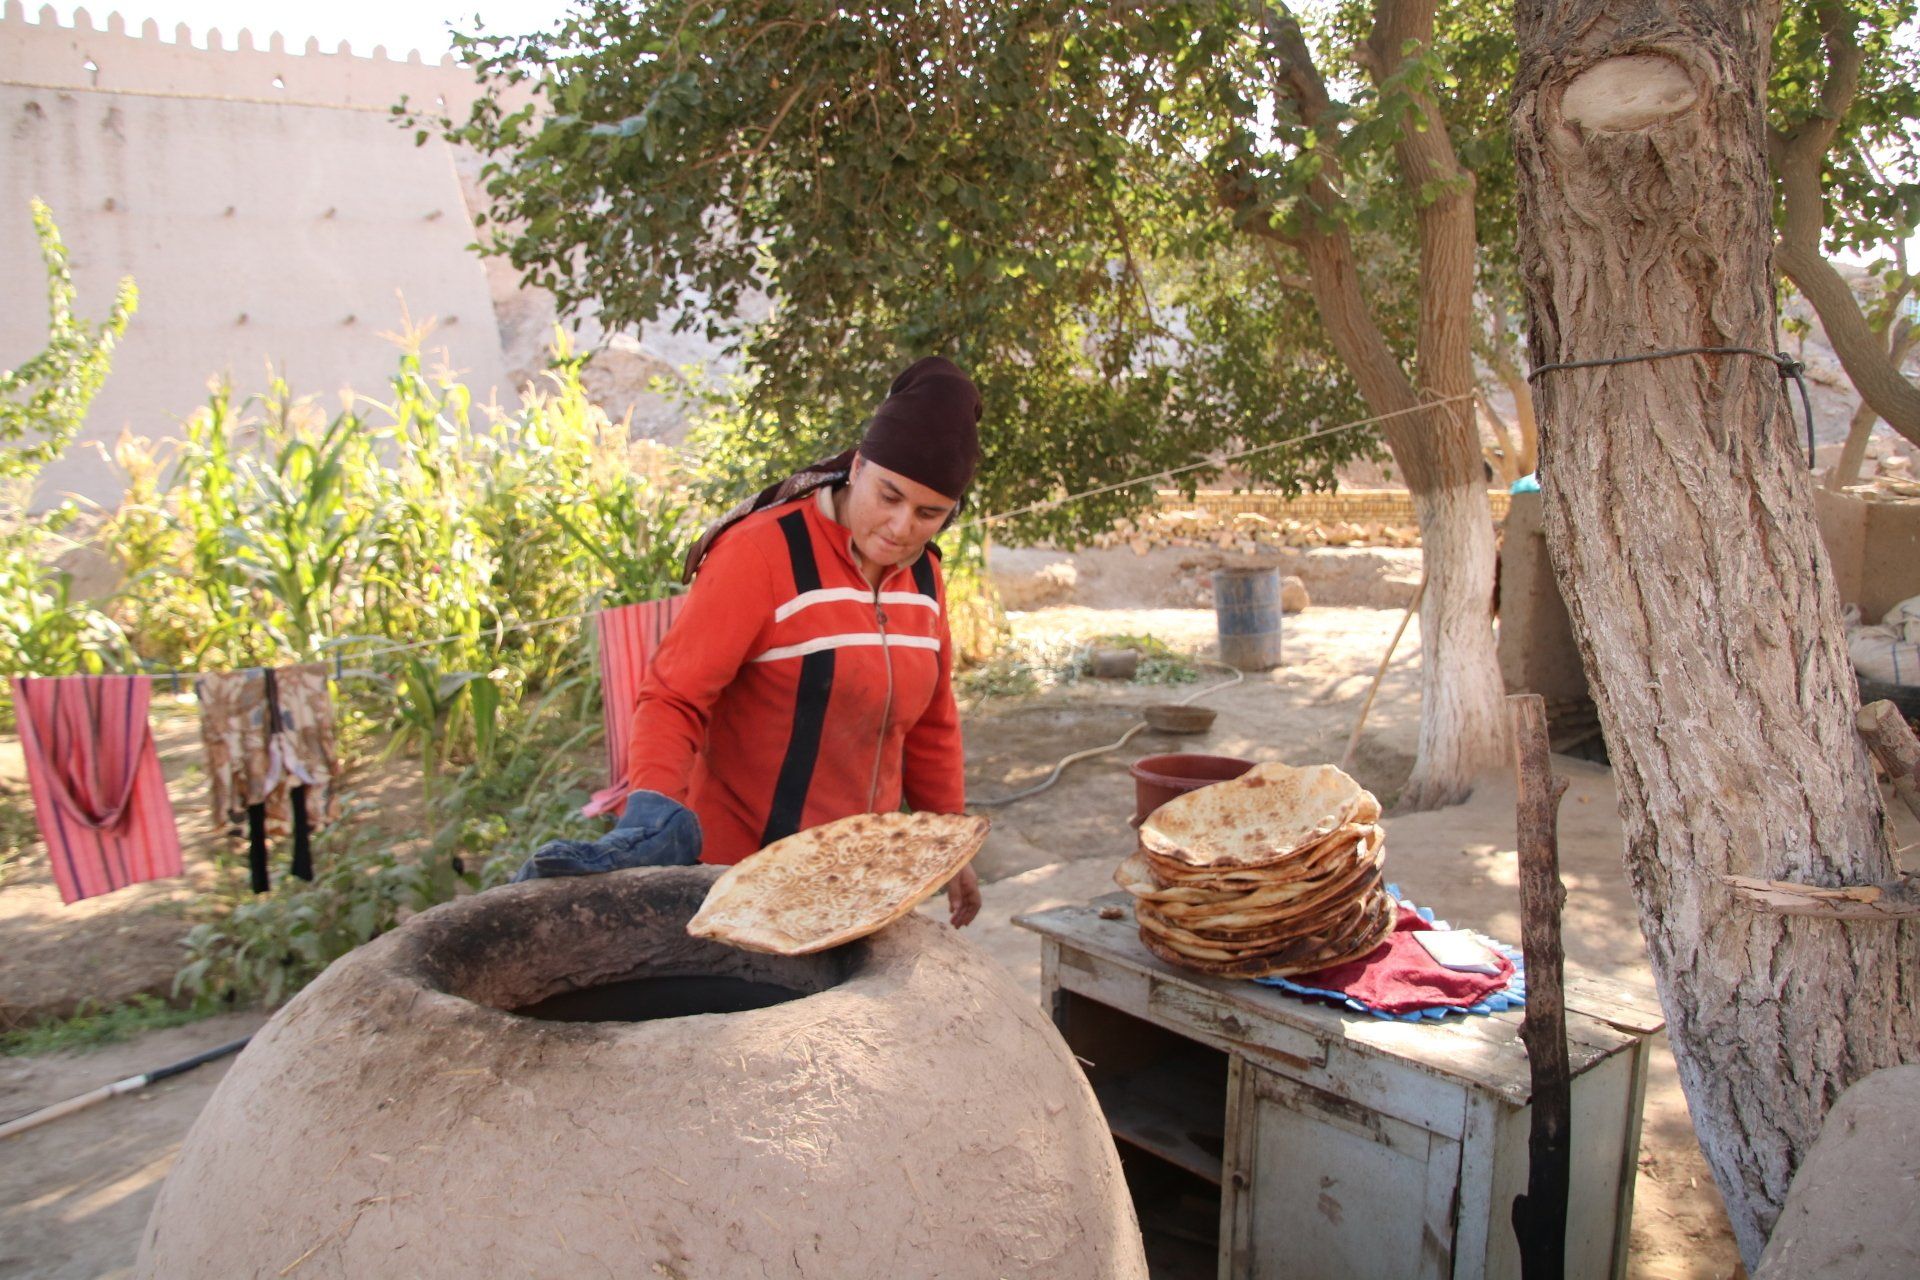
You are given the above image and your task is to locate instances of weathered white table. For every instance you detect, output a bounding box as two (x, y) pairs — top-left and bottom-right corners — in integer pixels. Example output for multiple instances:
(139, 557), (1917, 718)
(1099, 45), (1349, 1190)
(1016, 893), (1666, 1280)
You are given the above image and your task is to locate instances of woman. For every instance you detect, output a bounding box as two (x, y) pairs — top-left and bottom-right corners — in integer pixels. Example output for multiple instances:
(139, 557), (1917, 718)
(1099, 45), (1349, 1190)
(622, 356), (983, 925)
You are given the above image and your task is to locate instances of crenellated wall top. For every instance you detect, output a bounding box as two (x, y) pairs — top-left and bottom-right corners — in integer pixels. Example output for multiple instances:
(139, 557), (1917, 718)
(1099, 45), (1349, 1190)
(0, 3), (532, 114)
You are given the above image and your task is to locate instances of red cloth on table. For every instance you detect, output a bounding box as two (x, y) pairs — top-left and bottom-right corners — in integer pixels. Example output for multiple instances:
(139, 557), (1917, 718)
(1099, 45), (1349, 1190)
(1289, 906), (1515, 1014)
(11, 675), (184, 904)
(583, 595), (688, 817)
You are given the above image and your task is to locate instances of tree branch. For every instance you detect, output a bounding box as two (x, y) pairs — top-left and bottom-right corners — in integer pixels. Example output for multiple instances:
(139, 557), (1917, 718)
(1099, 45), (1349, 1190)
(1772, 0), (1920, 445)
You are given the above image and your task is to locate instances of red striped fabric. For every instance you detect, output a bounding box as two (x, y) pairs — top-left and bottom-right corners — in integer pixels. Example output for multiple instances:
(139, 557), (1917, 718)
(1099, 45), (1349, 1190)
(11, 675), (185, 905)
(583, 595), (688, 817)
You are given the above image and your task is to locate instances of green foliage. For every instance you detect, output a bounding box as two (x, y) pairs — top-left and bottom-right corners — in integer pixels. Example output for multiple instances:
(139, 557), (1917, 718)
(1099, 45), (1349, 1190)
(424, 1), (1381, 546)
(0, 546), (131, 684)
(941, 519), (1010, 664)
(176, 690), (604, 1008)
(175, 825), (467, 1008)
(0, 789), (38, 890)
(1086, 633), (1203, 685)
(0, 994), (219, 1057)
(0, 199), (137, 486)
(956, 629), (1199, 703)
(102, 335), (696, 688)
(0, 201), (136, 709)
(0, 316), (694, 1009)
(387, 656), (504, 812)
(1772, 0), (1920, 259)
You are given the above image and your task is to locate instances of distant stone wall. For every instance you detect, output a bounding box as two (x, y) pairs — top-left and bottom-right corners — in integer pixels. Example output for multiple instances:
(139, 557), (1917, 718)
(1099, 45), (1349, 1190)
(0, 3), (497, 114)
(1, 6), (525, 509)
(1158, 488), (1513, 524)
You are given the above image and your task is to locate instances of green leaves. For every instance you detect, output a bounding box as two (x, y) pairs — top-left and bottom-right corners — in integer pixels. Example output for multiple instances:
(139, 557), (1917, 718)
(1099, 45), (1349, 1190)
(1771, 0), (1920, 260)
(0, 200), (138, 487)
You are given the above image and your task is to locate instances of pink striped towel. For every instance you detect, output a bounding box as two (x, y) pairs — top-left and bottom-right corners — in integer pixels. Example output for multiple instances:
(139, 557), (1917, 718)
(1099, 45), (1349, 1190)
(583, 595), (688, 817)
(12, 675), (185, 904)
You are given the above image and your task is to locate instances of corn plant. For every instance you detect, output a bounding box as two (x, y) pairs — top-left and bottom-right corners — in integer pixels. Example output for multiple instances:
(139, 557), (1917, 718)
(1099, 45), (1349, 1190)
(360, 349), (498, 682)
(386, 655), (504, 820)
(221, 382), (378, 660)
(97, 431), (203, 666)
(0, 548), (129, 680)
(164, 385), (281, 668)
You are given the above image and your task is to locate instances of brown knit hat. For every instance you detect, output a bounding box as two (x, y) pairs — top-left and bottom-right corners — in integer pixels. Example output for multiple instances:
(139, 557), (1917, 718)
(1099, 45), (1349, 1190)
(857, 357), (983, 501)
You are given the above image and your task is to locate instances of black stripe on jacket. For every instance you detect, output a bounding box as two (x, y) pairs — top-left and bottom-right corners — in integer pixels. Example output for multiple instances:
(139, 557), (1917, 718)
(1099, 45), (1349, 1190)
(761, 512), (835, 846)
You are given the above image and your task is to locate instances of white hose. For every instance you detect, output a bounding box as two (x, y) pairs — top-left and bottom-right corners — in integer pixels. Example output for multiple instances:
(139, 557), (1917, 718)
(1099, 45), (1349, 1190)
(971, 658), (1245, 808)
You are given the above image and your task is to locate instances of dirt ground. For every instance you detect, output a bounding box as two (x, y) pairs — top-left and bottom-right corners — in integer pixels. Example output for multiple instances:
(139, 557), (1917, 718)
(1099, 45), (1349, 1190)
(16, 594), (1894, 1278)
(0, 1011), (268, 1280)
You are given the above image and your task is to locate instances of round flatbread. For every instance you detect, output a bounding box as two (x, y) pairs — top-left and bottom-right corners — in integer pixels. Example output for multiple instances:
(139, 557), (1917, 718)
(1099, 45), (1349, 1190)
(1140, 822), (1381, 893)
(1135, 889), (1395, 978)
(1153, 862), (1384, 934)
(1113, 852), (1252, 905)
(687, 811), (990, 955)
(1140, 763), (1381, 870)
(1137, 889), (1374, 953)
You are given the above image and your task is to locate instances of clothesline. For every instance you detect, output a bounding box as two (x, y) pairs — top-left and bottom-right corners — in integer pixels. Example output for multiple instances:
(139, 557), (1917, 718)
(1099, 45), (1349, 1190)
(123, 394), (1471, 685)
(950, 393), (1474, 532)
(129, 594), (683, 687)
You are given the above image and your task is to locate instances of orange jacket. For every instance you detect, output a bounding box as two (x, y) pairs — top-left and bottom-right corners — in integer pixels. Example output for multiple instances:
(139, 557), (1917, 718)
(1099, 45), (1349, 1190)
(626, 490), (967, 864)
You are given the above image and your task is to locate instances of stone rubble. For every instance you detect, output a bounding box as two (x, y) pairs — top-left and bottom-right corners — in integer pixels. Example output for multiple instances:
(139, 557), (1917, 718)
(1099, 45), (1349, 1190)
(1087, 506), (1423, 555)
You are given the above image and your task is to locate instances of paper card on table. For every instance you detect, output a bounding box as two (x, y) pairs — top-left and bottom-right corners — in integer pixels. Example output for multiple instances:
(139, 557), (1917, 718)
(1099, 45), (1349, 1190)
(1414, 929), (1502, 975)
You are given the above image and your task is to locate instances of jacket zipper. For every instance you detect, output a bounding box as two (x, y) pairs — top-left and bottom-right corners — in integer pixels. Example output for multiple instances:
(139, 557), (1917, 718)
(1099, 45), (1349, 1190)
(867, 574), (894, 812)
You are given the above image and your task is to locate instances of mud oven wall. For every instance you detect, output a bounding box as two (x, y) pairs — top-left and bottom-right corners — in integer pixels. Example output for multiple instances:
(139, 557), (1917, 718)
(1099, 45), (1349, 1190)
(136, 866), (1149, 1279)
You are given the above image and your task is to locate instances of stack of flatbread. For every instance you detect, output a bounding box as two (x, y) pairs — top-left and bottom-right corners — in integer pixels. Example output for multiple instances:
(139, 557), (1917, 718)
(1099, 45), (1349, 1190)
(688, 811), (990, 955)
(1113, 762), (1396, 978)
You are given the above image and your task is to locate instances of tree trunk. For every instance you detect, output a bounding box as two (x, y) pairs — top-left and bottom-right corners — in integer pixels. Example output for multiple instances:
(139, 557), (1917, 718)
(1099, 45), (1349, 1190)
(1826, 319), (1917, 490)
(1512, 2), (1918, 1267)
(1479, 393), (1524, 487)
(1828, 399), (1879, 490)
(1249, 1), (1508, 810)
(1485, 300), (1542, 475)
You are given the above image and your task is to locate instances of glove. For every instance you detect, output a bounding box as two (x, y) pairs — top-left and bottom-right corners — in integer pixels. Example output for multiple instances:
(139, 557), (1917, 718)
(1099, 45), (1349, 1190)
(510, 790), (703, 882)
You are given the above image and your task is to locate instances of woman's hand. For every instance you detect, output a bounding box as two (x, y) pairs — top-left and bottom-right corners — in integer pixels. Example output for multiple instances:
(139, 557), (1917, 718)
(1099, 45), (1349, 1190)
(946, 863), (981, 928)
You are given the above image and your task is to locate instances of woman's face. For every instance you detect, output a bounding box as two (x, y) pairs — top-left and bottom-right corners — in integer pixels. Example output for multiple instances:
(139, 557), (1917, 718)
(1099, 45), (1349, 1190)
(841, 455), (957, 569)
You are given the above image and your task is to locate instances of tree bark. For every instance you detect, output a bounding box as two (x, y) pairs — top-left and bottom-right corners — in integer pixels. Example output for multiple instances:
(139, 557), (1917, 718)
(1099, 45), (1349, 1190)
(1512, 2), (1918, 1266)
(1770, 1), (1920, 448)
(1508, 694), (1572, 1277)
(1245, 1), (1507, 809)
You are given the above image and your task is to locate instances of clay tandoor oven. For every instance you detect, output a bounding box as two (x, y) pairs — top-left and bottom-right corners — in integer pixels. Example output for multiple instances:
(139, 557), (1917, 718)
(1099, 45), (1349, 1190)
(138, 866), (1147, 1278)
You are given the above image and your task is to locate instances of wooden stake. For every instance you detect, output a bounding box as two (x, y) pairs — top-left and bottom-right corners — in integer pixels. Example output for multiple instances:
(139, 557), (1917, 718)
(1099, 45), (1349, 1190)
(1340, 572), (1427, 772)
(1857, 700), (1920, 825)
(1508, 693), (1571, 1280)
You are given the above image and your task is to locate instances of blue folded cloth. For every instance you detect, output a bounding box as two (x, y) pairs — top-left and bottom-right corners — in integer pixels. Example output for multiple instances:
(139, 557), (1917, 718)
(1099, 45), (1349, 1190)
(510, 790), (703, 882)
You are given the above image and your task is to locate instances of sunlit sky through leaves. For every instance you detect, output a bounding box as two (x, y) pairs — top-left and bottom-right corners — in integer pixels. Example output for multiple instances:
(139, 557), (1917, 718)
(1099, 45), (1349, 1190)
(23, 1), (1913, 265)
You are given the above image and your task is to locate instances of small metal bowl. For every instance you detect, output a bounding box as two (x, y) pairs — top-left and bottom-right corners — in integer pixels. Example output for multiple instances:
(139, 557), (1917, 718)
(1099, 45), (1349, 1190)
(1143, 703), (1217, 734)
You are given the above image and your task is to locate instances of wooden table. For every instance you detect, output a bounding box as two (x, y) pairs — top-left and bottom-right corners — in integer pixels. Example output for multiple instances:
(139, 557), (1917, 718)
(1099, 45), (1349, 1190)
(1016, 894), (1666, 1280)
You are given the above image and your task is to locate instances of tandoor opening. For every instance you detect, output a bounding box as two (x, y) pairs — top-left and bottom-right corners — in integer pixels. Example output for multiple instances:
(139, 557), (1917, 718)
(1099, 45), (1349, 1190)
(414, 867), (859, 1023)
(513, 974), (806, 1023)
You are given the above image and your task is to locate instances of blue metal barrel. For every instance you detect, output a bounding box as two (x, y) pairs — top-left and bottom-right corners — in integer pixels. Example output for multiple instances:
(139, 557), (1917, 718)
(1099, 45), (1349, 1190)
(1213, 567), (1282, 671)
